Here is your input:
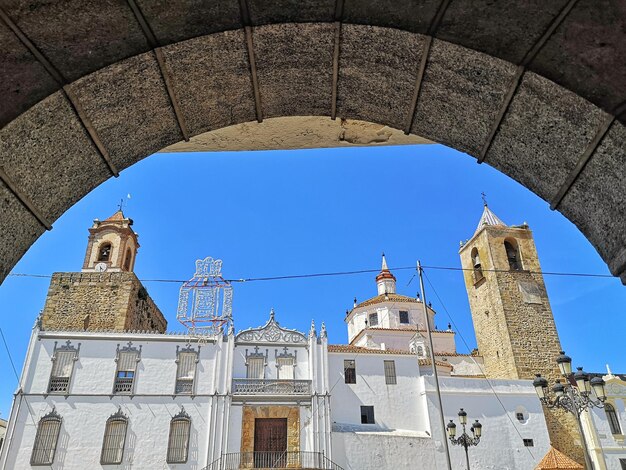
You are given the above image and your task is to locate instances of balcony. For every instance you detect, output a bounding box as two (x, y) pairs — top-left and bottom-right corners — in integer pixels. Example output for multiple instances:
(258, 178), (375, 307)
(232, 379), (311, 397)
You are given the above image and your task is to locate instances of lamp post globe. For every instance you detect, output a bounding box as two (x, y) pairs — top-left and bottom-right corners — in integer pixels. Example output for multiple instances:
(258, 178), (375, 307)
(556, 351), (572, 376)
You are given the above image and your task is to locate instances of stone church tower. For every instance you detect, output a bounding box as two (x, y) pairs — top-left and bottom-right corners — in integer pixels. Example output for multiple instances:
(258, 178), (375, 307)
(40, 211), (167, 333)
(459, 203), (584, 465)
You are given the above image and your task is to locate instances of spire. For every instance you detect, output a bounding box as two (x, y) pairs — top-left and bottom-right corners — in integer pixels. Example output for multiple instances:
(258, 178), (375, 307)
(376, 253), (396, 295)
(475, 203), (506, 235)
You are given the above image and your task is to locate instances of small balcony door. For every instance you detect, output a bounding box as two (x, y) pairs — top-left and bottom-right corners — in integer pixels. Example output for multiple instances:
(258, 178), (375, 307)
(254, 418), (287, 468)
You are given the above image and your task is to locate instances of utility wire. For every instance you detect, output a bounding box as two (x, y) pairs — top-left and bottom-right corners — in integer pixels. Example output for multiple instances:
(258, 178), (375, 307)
(5, 264), (615, 285)
(0, 327), (19, 383)
(422, 269), (537, 462)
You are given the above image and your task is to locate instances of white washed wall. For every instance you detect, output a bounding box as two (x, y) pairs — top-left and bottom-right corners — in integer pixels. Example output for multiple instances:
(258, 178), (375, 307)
(422, 375), (551, 470)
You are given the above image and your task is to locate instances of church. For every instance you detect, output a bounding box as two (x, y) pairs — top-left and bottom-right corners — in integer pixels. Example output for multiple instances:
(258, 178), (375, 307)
(1, 206), (624, 469)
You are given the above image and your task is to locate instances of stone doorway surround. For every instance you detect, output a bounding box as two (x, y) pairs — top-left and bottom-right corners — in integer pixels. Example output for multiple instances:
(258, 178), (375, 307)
(241, 406), (300, 467)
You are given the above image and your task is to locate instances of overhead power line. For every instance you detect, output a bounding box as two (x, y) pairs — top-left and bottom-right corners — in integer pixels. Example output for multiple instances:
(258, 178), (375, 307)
(5, 263), (616, 285)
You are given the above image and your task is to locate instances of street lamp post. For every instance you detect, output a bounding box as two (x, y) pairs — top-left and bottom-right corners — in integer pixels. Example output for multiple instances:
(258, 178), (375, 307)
(533, 351), (608, 470)
(446, 408), (483, 470)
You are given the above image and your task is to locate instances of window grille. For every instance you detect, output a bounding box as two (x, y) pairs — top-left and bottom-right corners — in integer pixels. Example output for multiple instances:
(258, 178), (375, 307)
(523, 439), (534, 447)
(344, 360), (356, 384)
(247, 357), (265, 379)
(31, 408), (62, 465)
(175, 346), (199, 395)
(113, 343), (141, 394)
(48, 341), (79, 394)
(101, 408), (128, 465)
(360, 406), (375, 424)
(368, 312), (378, 327)
(399, 311), (409, 324)
(384, 360), (397, 385)
(605, 403), (622, 435)
(167, 408), (191, 463)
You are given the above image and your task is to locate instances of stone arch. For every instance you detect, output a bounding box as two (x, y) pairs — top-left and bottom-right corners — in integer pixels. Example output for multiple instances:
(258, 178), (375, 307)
(0, 1), (625, 284)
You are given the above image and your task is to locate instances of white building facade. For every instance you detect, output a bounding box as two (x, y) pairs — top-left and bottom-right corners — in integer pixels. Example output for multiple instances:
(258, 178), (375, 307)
(1, 210), (624, 469)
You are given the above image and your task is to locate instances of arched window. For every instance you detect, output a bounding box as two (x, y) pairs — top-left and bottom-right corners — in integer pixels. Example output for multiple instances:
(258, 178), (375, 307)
(123, 248), (132, 271)
(471, 248), (484, 281)
(605, 403), (622, 435)
(167, 409), (191, 463)
(504, 240), (522, 270)
(31, 409), (62, 465)
(98, 243), (112, 262)
(101, 409), (128, 465)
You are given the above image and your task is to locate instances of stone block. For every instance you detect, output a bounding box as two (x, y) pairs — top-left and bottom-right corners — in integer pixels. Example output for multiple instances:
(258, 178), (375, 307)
(411, 39), (517, 156)
(253, 23), (334, 118)
(437, 0), (570, 65)
(136, 0), (242, 46)
(0, 22), (59, 127)
(559, 121), (626, 272)
(0, 181), (45, 283)
(486, 72), (608, 202)
(531, 0), (626, 115)
(248, 0), (335, 24)
(337, 25), (425, 131)
(0, 91), (110, 221)
(342, 0), (440, 34)
(69, 53), (183, 172)
(2, 0), (150, 82)
(162, 31), (257, 136)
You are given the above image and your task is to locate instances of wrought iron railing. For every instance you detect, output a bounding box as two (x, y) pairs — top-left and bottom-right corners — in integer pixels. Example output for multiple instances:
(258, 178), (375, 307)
(204, 451), (344, 470)
(48, 376), (70, 393)
(232, 379), (311, 396)
(113, 377), (134, 394)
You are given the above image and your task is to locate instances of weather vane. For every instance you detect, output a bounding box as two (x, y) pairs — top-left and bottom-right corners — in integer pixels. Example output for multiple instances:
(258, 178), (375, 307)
(481, 192), (488, 207)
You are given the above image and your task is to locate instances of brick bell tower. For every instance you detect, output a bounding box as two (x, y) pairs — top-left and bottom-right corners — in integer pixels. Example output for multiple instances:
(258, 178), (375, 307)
(459, 201), (584, 465)
(41, 210), (167, 333)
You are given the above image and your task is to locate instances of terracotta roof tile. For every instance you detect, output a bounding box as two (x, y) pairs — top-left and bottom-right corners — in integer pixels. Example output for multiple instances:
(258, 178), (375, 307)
(354, 294), (420, 309)
(328, 345), (413, 355)
(535, 447), (583, 470)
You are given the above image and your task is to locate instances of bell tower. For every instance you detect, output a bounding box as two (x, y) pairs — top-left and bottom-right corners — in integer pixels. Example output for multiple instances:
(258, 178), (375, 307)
(459, 201), (584, 464)
(82, 210), (138, 273)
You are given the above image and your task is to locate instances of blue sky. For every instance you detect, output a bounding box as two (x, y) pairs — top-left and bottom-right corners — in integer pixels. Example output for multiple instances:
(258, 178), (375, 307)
(1, 143), (624, 418)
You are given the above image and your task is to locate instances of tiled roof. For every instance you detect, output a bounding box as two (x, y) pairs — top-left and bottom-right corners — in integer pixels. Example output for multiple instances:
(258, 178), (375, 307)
(328, 345), (414, 355)
(535, 447), (583, 470)
(419, 358), (453, 368)
(365, 327), (454, 334)
(475, 205), (506, 234)
(354, 294), (419, 309)
(104, 210), (125, 222)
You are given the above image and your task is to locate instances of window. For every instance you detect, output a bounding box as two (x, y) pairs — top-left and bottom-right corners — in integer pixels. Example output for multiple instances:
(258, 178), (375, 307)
(167, 409), (191, 464)
(384, 360), (397, 385)
(368, 312), (378, 327)
(123, 248), (132, 271)
(361, 406), (375, 424)
(471, 247), (484, 282)
(619, 458), (626, 470)
(48, 341), (79, 394)
(247, 357), (265, 379)
(175, 346), (199, 395)
(504, 240), (522, 270)
(277, 356), (295, 380)
(98, 243), (112, 262)
(516, 412), (524, 422)
(399, 311), (409, 324)
(113, 343), (141, 394)
(101, 409), (128, 465)
(31, 409), (62, 465)
(344, 360), (356, 384)
(606, 403), (622, 435)
(523, 439), (534, 447)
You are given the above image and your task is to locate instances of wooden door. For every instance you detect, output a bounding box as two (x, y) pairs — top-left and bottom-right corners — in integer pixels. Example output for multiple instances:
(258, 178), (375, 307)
(254, 418), (287, 467)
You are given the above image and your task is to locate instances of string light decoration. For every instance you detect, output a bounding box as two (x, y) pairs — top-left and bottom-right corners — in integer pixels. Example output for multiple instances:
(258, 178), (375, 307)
(177, 257), (233, 335)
